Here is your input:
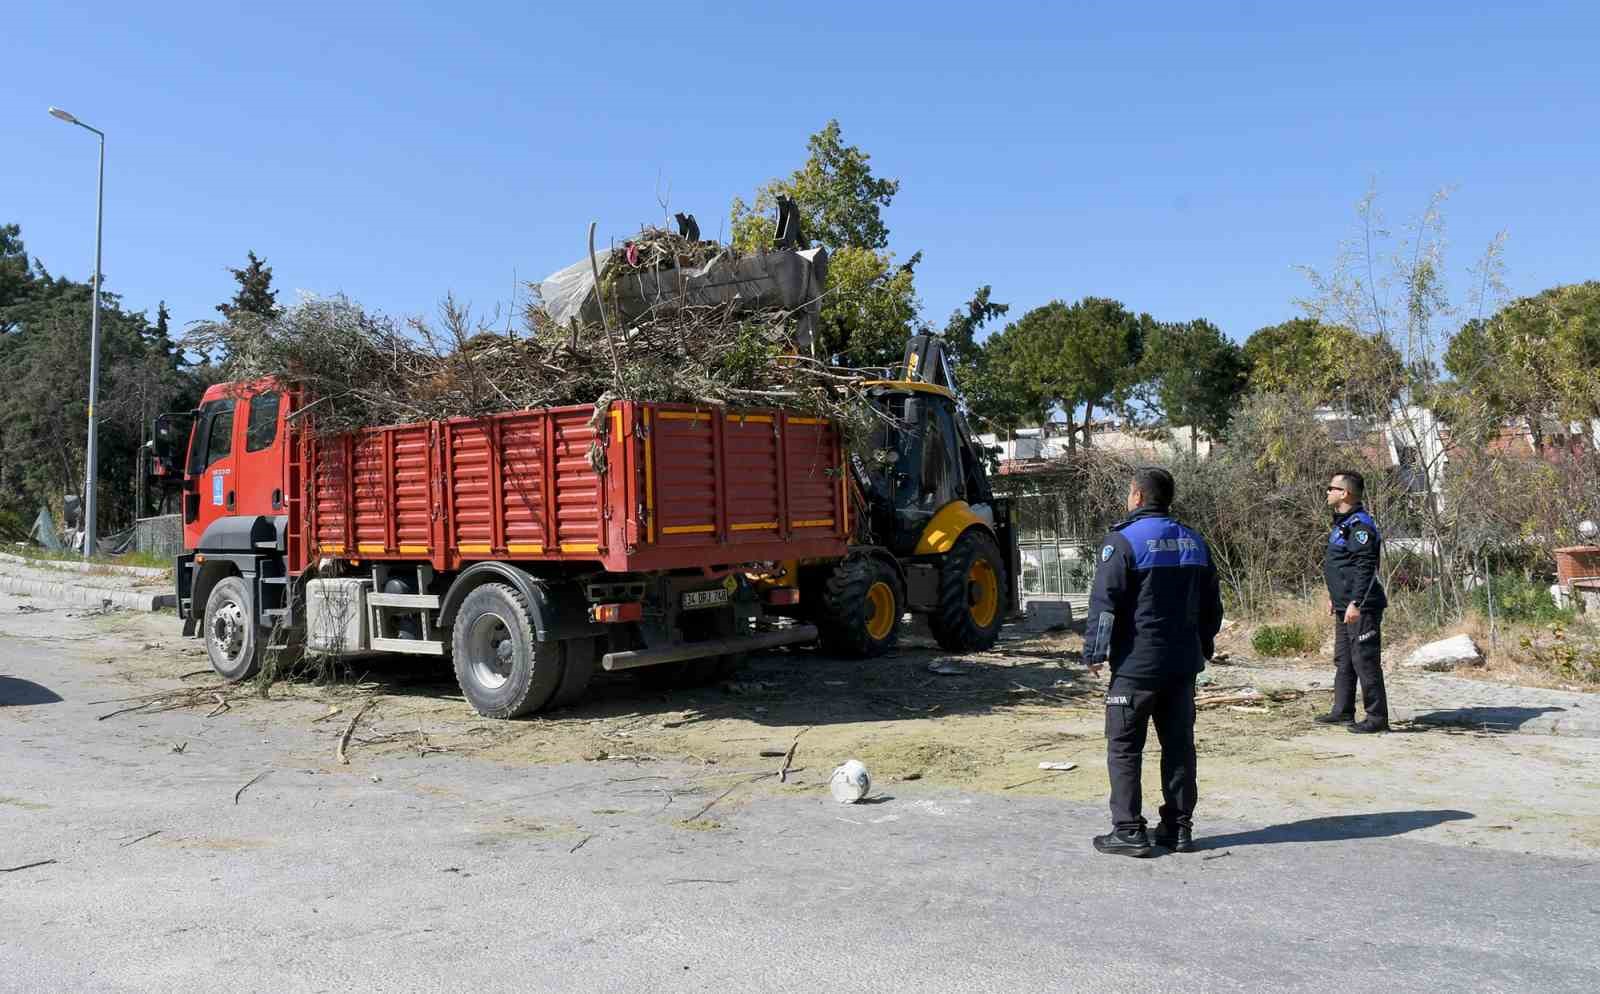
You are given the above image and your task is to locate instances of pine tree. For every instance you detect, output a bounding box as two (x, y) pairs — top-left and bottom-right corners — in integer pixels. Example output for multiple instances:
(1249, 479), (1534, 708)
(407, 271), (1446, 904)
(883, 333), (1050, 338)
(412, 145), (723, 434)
(217, 251), (280, 320)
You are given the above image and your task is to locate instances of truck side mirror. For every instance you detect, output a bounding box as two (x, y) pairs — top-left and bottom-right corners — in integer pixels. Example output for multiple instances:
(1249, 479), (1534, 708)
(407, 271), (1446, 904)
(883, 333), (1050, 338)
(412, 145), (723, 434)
(151, 412), (196, 479)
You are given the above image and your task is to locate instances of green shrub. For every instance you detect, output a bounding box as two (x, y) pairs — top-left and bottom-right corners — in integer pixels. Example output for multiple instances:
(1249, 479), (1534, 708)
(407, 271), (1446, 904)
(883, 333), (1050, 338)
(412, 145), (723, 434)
(1252, 623), (1314, 657)
(1471, 575), (1573, 624)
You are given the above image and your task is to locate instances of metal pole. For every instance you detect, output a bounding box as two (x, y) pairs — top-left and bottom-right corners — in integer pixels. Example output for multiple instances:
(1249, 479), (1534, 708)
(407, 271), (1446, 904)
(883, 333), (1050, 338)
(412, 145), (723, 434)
(52, 108), (106, 559)
(85, 130), (104, 559)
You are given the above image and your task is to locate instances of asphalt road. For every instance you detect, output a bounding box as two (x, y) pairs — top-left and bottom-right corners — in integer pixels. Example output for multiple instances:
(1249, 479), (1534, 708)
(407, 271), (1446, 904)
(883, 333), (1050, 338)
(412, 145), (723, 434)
(2, 596), (1597, 993)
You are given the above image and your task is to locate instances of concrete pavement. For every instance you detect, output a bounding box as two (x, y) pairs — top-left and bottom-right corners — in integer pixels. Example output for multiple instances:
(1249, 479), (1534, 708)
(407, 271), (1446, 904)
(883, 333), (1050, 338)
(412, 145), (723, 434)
(2, 593), (1598, 993)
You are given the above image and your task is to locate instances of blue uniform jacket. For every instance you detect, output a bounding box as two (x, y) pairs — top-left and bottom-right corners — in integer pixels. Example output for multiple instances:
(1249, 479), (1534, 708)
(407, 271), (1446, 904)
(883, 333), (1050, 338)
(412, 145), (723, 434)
(1085, 507), (1224, 684)
(1324, 505), (1387, 612)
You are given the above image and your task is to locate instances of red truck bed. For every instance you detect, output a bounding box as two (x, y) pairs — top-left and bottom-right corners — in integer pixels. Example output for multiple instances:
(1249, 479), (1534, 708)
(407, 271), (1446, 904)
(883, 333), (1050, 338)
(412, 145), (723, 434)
(290, 401), (849, 575)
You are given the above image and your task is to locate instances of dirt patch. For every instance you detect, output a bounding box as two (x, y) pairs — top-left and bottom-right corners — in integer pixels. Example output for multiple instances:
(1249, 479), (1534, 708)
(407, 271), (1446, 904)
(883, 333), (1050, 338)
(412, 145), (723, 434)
(58, 604), (1600, 857)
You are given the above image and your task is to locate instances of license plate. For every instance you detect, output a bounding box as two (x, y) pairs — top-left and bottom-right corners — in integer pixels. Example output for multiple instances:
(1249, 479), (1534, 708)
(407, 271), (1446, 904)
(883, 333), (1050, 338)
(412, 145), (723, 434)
(682, 588), (729, 610)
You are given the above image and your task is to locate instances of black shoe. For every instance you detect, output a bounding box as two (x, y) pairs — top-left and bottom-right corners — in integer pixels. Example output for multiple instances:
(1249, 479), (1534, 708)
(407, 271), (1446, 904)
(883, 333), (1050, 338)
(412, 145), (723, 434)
(1093, 828), (1153, 858)
(1349, 717), (1390, 734)
(1313, 712), (1355, 725)
(1152, 823), (1194, 853)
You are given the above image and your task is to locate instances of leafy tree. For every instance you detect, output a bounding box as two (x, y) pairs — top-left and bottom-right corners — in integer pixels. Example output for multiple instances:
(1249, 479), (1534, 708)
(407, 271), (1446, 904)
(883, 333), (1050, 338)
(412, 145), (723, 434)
(967, 316), (1049, 435)
(1144, 318), (1248, 452)
(729, 120), (899, 253)
(813, 246), (922, 368)
(0, 223), (36, 334)
(730, 122), (917, 364)
(942, 285), (1009, 366)
(1243, 317), (1403, 414)
(1445, 282), (1600, 448)
(997, 297), (1146, 451)
(0, 223), (192, 528)
(217, 250), (281, 320)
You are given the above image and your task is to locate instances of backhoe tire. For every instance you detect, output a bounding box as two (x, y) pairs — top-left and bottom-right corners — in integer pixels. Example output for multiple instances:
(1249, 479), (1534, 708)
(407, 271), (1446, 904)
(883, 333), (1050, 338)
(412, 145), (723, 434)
(451, 583), (561, 718)
(816, 556), (903, 658)
(929, 529), (1006, 653)
(204, 576), (268, 682)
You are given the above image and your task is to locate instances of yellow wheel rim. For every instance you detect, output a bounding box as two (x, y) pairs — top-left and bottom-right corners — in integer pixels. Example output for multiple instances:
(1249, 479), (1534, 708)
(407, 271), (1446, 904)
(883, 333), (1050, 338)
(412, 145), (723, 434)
(865, 581), (896, 641)
(967, 560), (999, 628)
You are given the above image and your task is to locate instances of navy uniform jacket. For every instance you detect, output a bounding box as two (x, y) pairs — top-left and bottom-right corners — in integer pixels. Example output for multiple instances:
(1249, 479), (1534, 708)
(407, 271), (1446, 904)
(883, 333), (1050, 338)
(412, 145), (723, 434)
(1325, 505), (1387, 612)
(1085, 507), (1225, 684)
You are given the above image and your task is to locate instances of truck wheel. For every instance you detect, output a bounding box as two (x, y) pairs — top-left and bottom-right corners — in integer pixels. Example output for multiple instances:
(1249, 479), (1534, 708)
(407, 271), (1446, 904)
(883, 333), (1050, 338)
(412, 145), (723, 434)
(451, 583), (560, 718)
(204, 576), (267, 681)
(817, 556), (902, 658)
(930, 530), (1006, 653)
(547, 637), (598, 709)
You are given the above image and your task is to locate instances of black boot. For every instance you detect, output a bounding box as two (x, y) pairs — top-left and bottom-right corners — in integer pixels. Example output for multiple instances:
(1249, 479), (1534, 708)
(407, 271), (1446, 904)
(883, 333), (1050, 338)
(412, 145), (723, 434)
(1349, 717), (1390, 734)
(1093, 827), (1153, 858)
(1152, 822), (1194, 853)
(1313, 712), (1354, 725)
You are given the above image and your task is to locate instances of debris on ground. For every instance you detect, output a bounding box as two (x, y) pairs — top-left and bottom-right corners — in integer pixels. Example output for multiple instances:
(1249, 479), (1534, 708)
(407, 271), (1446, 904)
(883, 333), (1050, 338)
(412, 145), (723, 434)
(1402, 634), (1485, 672)
(829, 759), (871, 803)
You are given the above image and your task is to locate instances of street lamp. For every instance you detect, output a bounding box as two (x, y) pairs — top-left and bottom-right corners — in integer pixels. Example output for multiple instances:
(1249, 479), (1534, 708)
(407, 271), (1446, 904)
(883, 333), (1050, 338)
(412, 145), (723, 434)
(49, 106), (105, 560)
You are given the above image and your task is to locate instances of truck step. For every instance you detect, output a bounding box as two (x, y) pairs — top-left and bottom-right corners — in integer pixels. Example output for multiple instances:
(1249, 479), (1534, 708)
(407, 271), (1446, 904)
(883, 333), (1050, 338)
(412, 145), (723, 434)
(367, 593), (442, 610)
(370, 636), (447, 656)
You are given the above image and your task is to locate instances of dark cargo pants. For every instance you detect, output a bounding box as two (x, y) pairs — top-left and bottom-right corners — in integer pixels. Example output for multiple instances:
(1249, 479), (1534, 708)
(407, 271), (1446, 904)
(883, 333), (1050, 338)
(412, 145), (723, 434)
(1105, 674), (1197, 832)
(1332, 610), (1388, 720)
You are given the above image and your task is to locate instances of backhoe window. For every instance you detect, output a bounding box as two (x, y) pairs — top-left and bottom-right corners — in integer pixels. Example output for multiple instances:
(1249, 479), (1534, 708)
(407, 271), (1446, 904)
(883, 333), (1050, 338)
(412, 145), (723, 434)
(919, 406), (961, 509)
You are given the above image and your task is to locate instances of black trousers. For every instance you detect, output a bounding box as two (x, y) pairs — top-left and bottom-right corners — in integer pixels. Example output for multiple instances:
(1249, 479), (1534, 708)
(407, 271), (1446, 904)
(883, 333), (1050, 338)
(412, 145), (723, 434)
(1105, 674), (1197, 832)
(1332, 611), (1388, 720)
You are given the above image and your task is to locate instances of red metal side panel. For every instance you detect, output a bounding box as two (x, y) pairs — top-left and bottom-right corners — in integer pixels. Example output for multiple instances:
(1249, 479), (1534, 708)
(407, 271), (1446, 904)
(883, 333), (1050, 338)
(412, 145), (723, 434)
(551, 409), (604, 555)
(310, 437), (349, 555)
(351, 432), (387, 555)
(497, 412), (548, 555)
(723, 413), (781, 542)
(783, 415), (842, 536)
(652, 409), (717, 547)
(447, 420), (494, 556)
(391, 425), (433, 556)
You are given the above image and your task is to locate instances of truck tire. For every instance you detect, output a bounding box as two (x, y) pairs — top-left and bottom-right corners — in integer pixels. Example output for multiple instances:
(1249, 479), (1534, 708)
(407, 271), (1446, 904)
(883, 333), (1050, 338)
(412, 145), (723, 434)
(548, 636), (598, 709)
(930, 529), (1006, 653)
(451, 583), (561, 718)
(817, 556), (902, 658)
(204, 576), (268, 682)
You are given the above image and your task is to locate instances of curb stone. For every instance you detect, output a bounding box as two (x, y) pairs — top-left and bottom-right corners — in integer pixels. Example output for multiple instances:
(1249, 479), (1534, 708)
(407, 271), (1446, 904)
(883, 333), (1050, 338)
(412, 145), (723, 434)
(0, 573), (173, 613)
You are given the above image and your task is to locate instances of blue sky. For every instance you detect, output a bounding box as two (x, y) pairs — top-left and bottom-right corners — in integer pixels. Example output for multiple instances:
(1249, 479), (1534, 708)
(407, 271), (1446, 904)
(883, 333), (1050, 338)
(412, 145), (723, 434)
(6, 2), (1597, 346)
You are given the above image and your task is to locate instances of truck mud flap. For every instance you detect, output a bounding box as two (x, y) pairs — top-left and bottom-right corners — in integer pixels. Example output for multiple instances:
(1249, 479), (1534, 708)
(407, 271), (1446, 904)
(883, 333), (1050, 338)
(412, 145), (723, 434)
(600, 624), (819, 672)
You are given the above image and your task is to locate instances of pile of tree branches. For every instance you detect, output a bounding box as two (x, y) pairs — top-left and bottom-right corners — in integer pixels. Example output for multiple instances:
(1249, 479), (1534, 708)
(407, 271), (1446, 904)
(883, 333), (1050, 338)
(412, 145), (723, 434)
(183, 231), (878, 442)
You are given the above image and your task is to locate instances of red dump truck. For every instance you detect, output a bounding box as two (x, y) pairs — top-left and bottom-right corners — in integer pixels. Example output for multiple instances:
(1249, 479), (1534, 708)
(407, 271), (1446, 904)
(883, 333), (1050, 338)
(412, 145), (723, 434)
(150, 380), (851, 716)
(151, 336), (1019, 717)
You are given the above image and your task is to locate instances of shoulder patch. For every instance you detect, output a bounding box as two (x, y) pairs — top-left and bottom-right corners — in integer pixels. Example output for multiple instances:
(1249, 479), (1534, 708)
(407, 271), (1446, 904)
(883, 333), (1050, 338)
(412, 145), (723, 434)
(1355, 530), (1370, 545)
(1101, 545), (1114, 562)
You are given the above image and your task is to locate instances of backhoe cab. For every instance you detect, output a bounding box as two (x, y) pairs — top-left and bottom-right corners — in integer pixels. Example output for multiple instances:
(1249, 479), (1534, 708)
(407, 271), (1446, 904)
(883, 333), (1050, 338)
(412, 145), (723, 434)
(785, 334), (1020, 657)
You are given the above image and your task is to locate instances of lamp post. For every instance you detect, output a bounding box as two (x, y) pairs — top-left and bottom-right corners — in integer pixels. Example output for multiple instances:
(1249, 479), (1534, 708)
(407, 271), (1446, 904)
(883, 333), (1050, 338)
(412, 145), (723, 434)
(49, 106), (104, 560)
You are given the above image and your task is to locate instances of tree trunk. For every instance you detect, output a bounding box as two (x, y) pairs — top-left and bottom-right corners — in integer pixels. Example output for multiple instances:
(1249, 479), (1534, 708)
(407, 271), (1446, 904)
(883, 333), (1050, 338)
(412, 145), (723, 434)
(1082, 401), (1094, 449)
(1064, 411), (1077, 455)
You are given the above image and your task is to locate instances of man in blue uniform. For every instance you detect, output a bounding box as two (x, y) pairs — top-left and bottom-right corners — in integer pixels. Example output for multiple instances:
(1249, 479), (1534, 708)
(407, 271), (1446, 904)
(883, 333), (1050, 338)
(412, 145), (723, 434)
(1084, 467), (1224, 857)
(1317, 470), (1390, 733)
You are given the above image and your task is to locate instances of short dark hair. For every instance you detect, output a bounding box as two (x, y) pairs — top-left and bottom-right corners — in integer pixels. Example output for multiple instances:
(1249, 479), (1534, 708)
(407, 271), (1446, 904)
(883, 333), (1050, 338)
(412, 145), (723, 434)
(1132, 466), (1175, 508)
(1333, 469), (1365, 500)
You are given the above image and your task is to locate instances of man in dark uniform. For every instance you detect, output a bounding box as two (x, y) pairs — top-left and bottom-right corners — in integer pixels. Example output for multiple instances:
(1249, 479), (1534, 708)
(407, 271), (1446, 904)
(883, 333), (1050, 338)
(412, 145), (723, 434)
(1084, 467), (1224, 857)
(1317, 470), (1390, 733)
